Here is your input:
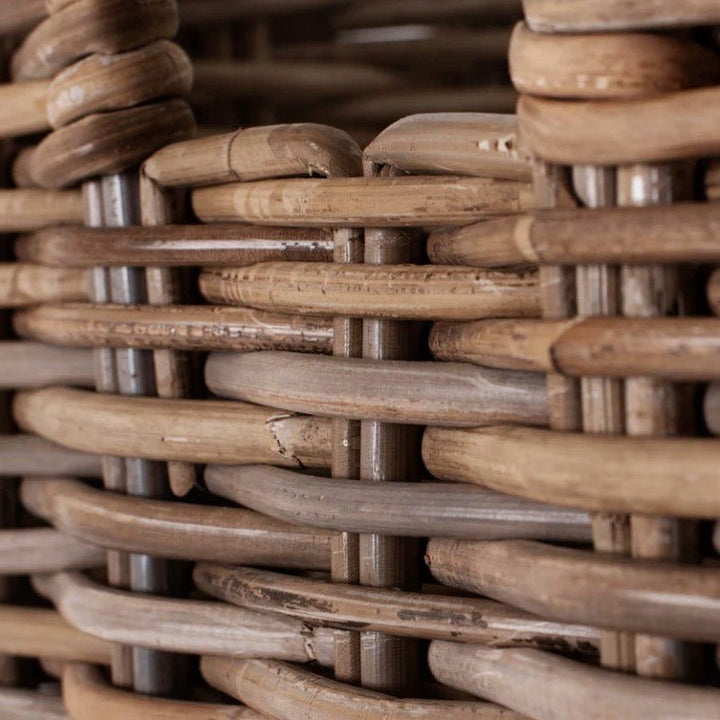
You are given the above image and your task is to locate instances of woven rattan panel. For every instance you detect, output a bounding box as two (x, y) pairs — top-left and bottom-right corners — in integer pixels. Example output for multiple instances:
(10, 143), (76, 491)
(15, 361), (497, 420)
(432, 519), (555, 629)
(0, 1), (719, 718)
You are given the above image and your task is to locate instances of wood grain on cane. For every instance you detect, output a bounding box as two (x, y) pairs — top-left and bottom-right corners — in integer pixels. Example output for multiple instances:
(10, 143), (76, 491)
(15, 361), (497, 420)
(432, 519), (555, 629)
(0, 190), (83, 231)
(192, 176), (535, 227)
(194, 563), (598, 649)
(206, 351), (548, 427)
(11, 0), (179, 81)
(430, 317), (720, 380)
(0, 265), (89, 307)
(523, 0), (720, 32)
(428, 203), (720, 267)
(364, 113), (531, 181)
(0, 342), (93, 388)
(0, 81), (49, 139)
(0, 606), (110, 664)
(428, 642), (720, 720)
(64, 664), (263, 720)
(22, 477), (333, 570)
(427, 539), (720, 642)
(33, 572), (334, 664)
(518, 88), (720, 165)
(205, 464), (591, 541)
(14, 386), (332, 468)
(0, 434), (100, 477)
(422, 425), (720, 517)
(201, 656), (521, 720)
(47, 41), (193, 128)
(510, 22), (719, 99)
(144, 124), (362, 187)
(16, 303), (333, 354)
(31, 99), (196, 189)
(17, 225), (333, 268)
(199, 263), (540, 320)
(0, 528), (104, 574)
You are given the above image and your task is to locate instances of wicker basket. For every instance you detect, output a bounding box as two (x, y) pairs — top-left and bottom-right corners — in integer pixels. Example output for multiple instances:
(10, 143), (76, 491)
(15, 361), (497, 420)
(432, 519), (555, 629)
(0, 1), (719, 718)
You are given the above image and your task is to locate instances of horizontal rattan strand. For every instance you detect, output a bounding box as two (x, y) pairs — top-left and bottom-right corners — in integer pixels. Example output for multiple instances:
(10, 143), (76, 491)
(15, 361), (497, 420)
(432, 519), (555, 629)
(0, 528), (103, 575)
(427, 203), (720, 267)
(427, 539), (720, 643)
(206, 351), (548, 428)
(363, 113), (530, 181)
(518, 87), (720, 165)
(523, 0), (720, 32)
(430, 317), (720, 379)
(194, 563), (598, 650)
(0, 688), (67, 720)
(510, 22), (719, 100)
(205, 464), (591, 541)
(17, 225), (333, 268)
(422, 425), (720, 517)
(0, 190), (83, 231)
(22, 477), (333, 570)
(192, 176), (534, 227)
(334, 0), (522, 28)
(143, 124), (361, 187)
(11, 0), (179, 81)
(64, 664), (262, 720)
(0, 606), (110, 665)
(199, 263), (540, 320)
(0, 434), (100, 477)
(34, 571), (334, 664)
(16, 303), (333, 353)
(429, 642), (720, 720)
(202, 656), (523, 720)
(0, 341), (93, 387)
(14, 387), (331, 468)
(0, 80), (49, 139)
(0, 264), (88, 308)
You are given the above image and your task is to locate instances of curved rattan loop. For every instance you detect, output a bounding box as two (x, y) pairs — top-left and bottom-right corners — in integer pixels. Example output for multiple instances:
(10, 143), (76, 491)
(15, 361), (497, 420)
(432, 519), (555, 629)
(0, 342), (93, 388)
(0, 528), (103, 575)
(427, 203), (720, 268)
(518, 87), (720, 165)
(16, 225), (333, 268)
(201, 656), (522, 720)
(205, 464), (591, 541)
(0, 265), (88, 308)
(199, 263), (540, 320)
(14, 387), (331, 468)
(205, 351), (548, 428)
(0, 435), (100, 477)
(47, 41), (192, 128)
(63, 663), (263, 720)
(522, 0), (720, 32)
(192, 176), (535, 227)
(0, 606), (110, 664)
(0, 80), (50, 139)
(31, 99), (196, 189)
(11, 0), (179, 81)
(429, 642), (720, 719)
(194, 563), (598, 650)
(422, 425), (720, 518)
(427, 539), (720, 643)
(510, 22), (719, 100)
(33, 572), (334, 664)
(430, 317), (720, 380)
(0, 1), (46, 36)
(364, 113), (530, 181)
(22, 477), (333, 570)
(0, 189), (83, 232)
(15, 303), (333, 354)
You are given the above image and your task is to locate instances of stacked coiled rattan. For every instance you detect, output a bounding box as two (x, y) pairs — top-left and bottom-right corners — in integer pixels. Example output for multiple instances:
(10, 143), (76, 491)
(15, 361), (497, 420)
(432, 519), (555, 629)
(1, 0), (720, 718)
